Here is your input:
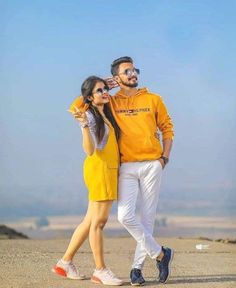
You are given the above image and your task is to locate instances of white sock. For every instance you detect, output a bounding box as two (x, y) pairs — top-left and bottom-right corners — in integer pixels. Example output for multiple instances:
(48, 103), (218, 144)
(95, 267), (107, 272)
(60, 259), (71, 265)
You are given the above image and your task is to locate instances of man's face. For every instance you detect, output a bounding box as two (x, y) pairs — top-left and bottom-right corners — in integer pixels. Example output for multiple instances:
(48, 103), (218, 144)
(115, 62), (139, 88)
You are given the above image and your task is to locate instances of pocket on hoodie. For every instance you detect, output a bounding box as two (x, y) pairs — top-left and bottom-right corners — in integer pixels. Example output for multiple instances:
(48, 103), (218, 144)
(120, 134), (161, 156)
(145, 135), (162, 153)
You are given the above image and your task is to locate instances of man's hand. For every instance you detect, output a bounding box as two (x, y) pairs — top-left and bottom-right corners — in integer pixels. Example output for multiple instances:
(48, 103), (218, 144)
(158, 158), (165, 169)
(105, 77), (119, 90)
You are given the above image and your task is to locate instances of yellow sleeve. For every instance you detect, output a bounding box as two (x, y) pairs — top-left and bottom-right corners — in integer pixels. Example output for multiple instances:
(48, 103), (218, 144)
(68, 96), (89, 114)
(156, 96), (174, 140)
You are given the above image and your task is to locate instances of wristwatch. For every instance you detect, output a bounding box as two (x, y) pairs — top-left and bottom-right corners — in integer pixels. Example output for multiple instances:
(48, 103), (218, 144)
(160, 156), (169, 165)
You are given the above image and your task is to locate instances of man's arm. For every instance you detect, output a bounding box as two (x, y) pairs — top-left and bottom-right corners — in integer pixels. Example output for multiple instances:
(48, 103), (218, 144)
(162, 138), (173, 159)
(156, 96), (174, 168)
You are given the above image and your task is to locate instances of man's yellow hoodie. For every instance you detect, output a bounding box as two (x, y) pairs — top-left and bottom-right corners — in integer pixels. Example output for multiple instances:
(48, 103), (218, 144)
(109, 88), (174, 163)
(69, 88), (174, 163)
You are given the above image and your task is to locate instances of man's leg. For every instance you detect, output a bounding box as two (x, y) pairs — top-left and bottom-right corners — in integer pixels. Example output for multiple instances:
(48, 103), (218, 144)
(133, 160), (174, 283)
(117, 162), (145, 285)
(117, 162), (139, 236)
(118, 162), (161, 259)
(132, 160), (162, 270)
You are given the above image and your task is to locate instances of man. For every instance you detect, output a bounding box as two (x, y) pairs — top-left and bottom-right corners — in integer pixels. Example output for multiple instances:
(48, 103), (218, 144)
(107, 56), (174, 286)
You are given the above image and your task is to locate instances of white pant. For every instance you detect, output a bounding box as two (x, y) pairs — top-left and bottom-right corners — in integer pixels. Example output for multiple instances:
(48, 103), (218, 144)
(118, 160), (162, 270)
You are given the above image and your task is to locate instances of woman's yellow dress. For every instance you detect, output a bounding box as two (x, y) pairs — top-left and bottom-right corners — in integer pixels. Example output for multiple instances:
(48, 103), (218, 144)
(83, 123), (119, 201)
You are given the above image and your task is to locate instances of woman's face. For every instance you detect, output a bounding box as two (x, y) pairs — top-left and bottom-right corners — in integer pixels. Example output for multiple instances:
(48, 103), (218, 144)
(91, 81), (109, 106)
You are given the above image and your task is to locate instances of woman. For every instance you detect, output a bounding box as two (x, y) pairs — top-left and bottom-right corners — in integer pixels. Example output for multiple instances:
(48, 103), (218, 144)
(52, 76), (122, 286)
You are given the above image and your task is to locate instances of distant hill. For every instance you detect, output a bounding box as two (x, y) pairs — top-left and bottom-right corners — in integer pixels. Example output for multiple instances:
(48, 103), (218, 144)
(0, 225), (29, 239)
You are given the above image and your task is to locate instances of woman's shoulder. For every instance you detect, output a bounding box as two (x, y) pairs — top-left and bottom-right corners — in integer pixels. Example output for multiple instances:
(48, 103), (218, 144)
(85, 110), (93, 118)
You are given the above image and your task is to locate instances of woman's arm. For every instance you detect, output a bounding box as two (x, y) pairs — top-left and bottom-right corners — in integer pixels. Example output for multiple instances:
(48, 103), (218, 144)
(72, 108), (96, 156)
(81, 126), (95, 156)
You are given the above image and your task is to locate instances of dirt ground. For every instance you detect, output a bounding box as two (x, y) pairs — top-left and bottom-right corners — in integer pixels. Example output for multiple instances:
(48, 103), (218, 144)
(0, 237), (236, 288)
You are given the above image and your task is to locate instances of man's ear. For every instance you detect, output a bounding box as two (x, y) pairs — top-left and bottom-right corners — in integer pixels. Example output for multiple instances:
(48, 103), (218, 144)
(114, 75), (121, 84)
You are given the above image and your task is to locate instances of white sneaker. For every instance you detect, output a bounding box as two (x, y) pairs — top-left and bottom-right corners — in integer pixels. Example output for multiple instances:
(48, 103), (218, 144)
(91, 268), (123, 286)
(52, 259), (86, 280)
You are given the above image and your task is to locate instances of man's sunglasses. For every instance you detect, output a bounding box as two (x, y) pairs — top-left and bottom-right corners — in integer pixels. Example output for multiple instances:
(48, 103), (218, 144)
(119, 68), (140, 77)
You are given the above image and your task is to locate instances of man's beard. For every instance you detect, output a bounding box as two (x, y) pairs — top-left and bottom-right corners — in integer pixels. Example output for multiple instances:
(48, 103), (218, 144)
(120, 78), (138, 88)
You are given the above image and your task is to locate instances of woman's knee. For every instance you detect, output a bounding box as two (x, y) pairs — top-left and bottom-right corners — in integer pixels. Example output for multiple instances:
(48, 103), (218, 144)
(92, 217), (108, 230)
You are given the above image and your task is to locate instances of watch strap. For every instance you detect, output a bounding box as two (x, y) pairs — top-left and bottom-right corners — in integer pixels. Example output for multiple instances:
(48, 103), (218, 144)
(160, 156), (169, 165)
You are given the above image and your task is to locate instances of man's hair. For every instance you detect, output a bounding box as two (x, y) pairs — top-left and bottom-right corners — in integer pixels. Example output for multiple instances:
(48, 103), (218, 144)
(111, 56), (133, 76)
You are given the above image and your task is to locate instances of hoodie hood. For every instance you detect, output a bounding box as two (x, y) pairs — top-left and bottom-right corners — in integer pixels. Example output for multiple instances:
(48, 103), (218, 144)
(114, 87), (149, 99)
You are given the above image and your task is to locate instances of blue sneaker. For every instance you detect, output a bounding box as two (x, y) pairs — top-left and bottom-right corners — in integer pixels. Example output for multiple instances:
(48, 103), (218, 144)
(130, 268), (145, 286)
(156, 247), (174, 283)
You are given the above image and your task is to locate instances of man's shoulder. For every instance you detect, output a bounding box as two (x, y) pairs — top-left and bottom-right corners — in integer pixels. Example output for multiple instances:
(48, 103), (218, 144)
(142, 89), (162, 101)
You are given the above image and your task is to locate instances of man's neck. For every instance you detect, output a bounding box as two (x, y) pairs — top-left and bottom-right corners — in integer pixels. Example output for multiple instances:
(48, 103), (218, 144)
(120, 86), (138, 97)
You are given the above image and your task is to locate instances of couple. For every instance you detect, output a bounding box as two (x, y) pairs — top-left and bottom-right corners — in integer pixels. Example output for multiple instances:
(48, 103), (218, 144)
(52, 56), (174, 286)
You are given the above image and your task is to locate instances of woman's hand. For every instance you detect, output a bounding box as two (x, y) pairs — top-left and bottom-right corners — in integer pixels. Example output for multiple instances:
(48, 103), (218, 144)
(72, 107), (88, 126)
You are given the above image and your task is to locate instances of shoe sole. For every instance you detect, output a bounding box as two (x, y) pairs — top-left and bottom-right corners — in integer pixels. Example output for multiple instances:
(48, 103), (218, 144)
(160, 249), (174, 283)
(51, 267), (86, 280)
(91, 275), (123, 286)
(130, 282), (145, 286)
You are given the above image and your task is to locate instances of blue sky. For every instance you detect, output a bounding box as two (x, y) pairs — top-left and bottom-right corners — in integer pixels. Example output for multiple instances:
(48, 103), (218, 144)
(1, 1), (235, 217)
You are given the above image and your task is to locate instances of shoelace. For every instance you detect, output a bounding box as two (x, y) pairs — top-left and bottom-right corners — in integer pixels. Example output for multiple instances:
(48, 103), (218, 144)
(105, 268), (116, 279)
(69, 262), (78, 275)
(134, 269), (142, 277)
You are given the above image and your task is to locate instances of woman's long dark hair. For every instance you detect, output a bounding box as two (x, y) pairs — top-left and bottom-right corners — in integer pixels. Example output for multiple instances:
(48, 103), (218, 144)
(81, 76), (120, 144)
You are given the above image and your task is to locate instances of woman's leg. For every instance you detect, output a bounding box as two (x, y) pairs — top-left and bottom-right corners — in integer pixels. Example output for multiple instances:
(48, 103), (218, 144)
(62, 204), (92, 261)
(89, 200), (113, 269)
